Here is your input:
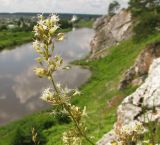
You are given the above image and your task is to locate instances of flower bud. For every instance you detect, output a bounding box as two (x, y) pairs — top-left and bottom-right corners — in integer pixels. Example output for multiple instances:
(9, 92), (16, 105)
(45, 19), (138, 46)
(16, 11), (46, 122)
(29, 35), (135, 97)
(34, 67), (48, 78)
(57, 33), (64, 41)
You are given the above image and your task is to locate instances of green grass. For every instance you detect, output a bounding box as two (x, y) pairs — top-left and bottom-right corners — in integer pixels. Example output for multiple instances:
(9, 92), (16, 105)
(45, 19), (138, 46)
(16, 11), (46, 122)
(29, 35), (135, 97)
(1, 33), (160, 145)
(0, 28), (72, 52)
(0, 19), (93, 52)
(0, 30), (33, 51)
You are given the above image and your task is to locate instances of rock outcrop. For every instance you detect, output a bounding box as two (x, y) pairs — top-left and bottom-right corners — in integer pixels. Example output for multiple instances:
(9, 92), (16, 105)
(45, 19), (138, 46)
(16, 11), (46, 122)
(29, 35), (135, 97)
(119, 41), (160, 90)
(90, 10), (133, 59)
(97, 58), (160, 144)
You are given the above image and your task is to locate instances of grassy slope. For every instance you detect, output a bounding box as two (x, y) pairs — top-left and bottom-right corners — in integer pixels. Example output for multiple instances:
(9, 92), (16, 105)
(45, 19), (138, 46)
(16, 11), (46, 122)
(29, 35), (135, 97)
(1, 33), (160, 145)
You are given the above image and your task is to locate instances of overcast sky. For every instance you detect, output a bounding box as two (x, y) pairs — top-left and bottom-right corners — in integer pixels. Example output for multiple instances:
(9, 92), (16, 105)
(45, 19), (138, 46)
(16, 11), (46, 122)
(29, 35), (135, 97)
(0, 0), (129, 14)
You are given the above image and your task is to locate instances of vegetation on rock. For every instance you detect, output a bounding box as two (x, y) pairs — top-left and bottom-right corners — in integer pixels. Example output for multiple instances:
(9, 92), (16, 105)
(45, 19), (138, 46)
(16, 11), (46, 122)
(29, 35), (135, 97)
(129, 0), (160, 40)
(108, 1), (120, 16)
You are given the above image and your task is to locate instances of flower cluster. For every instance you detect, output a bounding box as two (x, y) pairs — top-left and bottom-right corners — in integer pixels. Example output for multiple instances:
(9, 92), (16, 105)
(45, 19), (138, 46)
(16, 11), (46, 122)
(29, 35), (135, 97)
(114, 121), (146, 145)
(120, 121), (145, 136)
(33, 15), (64, 79)
(33, 15), (94, 145)
(63, 128), (83, 145)
(63, 121), (87, 145)
(68, 105), (87, 123)
(41, 86), (80, 106)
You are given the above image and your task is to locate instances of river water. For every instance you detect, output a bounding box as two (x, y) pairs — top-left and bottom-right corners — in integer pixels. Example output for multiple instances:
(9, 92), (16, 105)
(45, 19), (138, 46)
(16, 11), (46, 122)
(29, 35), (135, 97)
(0, 28), (94, 125)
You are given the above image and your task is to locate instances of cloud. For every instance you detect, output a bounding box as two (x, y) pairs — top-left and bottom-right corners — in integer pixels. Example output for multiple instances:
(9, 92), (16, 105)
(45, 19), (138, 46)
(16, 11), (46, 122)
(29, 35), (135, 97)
(12, 66), (47, 104)
(1, 0), (10, 6)
(0, 0), (129, 14)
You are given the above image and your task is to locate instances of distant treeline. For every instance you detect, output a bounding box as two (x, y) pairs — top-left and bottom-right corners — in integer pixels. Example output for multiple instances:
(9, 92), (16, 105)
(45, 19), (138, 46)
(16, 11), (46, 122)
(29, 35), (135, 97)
(0, 13), (102, 20)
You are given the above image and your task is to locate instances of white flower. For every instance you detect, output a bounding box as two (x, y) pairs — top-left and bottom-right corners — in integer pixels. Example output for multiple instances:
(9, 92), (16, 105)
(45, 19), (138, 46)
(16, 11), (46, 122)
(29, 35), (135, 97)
(120, 121), (145, 136)
(49, 25), (59, 35)
(73, 89), (81, 96)
(64, 87), (71, 94)
(50, 15), (59, 23)
(57, 33), (64, 41)
(38, 19), (44, 26)
(56, 83), (61, 89)
(40, 88), (53, 101)
(33, 40), (40, 49)
(42, 24), (48, 30)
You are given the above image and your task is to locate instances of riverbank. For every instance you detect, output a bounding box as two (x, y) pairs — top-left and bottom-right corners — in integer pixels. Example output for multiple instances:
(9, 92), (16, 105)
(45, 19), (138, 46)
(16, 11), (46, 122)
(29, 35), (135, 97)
(1, 32), (160, 144)
(0, 31), (33, 51)
(0, 18), (94, 52)
(0, 28), (72, 52)
(74, 19), (94, 28)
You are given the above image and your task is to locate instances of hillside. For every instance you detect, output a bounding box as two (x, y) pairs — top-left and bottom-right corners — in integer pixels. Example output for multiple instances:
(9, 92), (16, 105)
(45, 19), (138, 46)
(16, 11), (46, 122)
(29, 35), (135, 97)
(1, 30), (160, 144)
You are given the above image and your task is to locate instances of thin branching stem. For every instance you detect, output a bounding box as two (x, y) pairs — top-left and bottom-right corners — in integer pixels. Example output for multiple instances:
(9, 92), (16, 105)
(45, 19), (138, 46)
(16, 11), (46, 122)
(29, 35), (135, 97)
(33, 15), (95, 145)
(49, 73), (95, 145)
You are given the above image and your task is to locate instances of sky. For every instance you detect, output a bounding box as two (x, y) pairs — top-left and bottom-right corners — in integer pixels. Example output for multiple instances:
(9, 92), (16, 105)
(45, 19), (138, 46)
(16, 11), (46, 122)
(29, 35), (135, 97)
(0, 0), (129, 14)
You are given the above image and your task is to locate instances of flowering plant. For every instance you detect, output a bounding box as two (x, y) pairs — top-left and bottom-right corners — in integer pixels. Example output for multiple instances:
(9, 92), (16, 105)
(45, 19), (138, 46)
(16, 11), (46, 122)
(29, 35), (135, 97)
(111, 121), (146, 145)
(33, 14), (95, 145)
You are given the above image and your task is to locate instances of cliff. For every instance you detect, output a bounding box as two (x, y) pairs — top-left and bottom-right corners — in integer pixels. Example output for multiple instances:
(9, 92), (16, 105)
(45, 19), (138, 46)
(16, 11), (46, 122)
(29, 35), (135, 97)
(90, 10), (133, 59)
(119, 41), (160, 90)
(98, 57), (160, 144)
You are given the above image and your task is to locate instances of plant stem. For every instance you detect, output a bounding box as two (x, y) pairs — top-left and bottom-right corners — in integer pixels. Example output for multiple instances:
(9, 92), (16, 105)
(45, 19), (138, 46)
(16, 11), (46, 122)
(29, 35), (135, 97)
(49, 73), (95, 145)
(64, 103), (95, 145)
(49, 72), (59, 93)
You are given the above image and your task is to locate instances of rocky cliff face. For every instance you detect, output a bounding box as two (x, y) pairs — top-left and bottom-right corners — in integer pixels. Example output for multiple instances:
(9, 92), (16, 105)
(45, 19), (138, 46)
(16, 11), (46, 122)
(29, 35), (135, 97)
(119, 41), (160, 90)
(97, 58), (160, 145)
(90, 10), (133, 59)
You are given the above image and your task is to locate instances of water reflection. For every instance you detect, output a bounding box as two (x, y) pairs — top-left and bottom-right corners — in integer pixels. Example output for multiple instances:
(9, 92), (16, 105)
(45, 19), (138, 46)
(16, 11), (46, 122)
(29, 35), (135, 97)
(0, 28), (94, 125)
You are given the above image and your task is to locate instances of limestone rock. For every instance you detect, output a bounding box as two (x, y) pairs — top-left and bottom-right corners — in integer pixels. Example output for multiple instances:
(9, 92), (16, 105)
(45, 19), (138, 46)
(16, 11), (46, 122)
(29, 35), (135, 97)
(97, 130), (118, 145)
(90, 10), (133, 59)
(97, 58), (160, 144)
(119, 41), (160, 90)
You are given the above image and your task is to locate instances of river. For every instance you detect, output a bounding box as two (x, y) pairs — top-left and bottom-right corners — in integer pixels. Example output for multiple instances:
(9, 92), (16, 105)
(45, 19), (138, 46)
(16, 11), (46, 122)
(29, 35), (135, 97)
(0, 28), (94, 125)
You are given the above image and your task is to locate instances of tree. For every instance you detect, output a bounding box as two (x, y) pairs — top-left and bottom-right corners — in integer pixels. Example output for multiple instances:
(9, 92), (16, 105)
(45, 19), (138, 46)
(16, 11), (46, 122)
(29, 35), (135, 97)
(108, 1), (120, 16)
(129, 0), (160, 40)
(59, 19), (73, 29)
(129, 0), (160, 16)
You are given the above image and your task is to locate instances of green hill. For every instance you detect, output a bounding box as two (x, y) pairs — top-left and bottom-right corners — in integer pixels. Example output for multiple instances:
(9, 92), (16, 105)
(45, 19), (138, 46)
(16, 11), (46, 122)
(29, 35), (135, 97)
(1, 33), (160, 145)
